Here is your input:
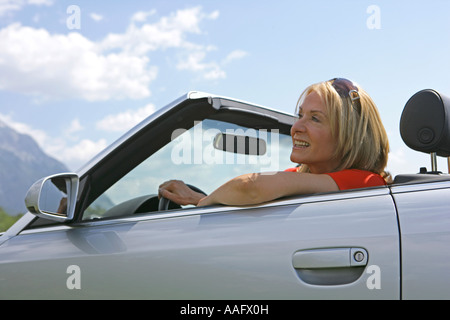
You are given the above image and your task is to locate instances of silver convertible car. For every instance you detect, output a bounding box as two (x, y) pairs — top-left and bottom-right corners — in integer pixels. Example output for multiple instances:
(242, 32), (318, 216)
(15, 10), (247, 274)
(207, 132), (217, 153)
(1, 89), (450, 300)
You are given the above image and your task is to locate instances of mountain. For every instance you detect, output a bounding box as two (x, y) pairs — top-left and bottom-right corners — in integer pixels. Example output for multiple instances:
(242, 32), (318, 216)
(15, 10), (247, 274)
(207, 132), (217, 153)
(0, 119), (69, 215)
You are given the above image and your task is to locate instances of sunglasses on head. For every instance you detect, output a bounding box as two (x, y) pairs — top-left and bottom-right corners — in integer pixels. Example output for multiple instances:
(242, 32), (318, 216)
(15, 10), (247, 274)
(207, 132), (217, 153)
(330, 78), (361, 112)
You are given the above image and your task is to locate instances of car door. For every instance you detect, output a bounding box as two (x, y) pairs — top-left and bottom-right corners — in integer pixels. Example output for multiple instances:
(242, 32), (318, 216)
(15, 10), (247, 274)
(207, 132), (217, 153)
(392, 182), (450, 299)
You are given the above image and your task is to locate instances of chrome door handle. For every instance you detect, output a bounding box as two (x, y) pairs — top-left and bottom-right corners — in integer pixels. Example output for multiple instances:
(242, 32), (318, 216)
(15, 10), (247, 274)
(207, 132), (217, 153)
(293, 247), (368, 268)
(292, 248), (368, 285)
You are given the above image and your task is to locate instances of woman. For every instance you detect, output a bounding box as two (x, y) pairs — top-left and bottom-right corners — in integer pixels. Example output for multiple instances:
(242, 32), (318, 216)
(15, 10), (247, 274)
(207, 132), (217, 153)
(158, 78), (390, 207)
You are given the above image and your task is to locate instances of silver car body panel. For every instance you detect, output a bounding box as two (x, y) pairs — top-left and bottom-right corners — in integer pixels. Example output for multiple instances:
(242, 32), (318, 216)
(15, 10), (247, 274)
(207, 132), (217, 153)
(391, 182), (450, 299)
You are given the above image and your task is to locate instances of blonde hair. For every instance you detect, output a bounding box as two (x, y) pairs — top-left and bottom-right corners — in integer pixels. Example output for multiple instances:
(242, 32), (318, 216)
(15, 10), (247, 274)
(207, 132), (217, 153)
(295, 80), (391, 183)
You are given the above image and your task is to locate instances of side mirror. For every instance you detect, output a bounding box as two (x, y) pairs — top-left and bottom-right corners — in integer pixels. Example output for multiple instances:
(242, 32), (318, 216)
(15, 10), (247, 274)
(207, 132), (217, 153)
(24, 173), (79, 222)
(213, 132), (267, 155)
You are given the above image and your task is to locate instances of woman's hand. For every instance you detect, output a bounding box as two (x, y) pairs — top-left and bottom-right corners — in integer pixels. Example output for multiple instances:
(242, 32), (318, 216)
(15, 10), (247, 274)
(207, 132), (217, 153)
(158, 180), (206, 206)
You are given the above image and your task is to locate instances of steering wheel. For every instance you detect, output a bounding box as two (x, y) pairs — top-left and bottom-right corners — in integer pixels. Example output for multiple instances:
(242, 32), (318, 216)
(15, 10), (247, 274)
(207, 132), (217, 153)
(158, 184), (207, 211)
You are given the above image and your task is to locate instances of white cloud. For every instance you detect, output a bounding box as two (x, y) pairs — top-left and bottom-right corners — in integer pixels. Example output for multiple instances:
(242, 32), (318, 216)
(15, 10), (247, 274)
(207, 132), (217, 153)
(100, 6), (218, 55)
(207, 10), (220, 20)
(90, 12), (103, 22)
(27, 0), (52, 5)
(223, 50), (249, 65)
(100, 6), (228, 80)
(176, 48), (248, 80)
(56, 138), (108, 170)
(65, 118), (83, 135)
(0, 0), (52, 16)
(131, 9), (156, 23)
(96, 103), (156, 132)
(0, 0), (22, 16)
(0, 7), (230, 101)
(176, 50), (225, 80)
(0, 23), (155, 101)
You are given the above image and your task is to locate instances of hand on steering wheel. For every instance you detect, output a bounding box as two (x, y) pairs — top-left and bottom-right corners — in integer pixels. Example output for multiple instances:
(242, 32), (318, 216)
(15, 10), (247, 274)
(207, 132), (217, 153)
(158, 180), (207, 211)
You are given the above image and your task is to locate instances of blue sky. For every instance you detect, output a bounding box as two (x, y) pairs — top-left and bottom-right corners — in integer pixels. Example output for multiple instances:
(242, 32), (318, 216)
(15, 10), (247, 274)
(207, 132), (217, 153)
(0, 0), (449, 175)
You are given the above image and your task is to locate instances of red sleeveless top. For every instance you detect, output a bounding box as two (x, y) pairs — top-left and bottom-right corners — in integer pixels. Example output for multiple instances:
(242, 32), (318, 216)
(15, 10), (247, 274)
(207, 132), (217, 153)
(285, 168), (386, 190)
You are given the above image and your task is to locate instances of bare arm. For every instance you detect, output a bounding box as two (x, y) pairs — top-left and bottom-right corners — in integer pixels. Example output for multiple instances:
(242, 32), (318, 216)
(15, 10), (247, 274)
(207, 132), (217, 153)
(159, 171), (339, 207)
(197, 171), (339, 206)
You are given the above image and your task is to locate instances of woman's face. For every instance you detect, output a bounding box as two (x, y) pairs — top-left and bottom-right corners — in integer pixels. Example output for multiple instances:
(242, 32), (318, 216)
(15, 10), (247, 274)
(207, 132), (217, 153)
(290, 91), (339, 174)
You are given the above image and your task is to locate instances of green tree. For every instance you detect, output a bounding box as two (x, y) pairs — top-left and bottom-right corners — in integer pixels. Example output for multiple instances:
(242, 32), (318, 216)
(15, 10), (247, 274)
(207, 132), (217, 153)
(0, 208), (23, 232)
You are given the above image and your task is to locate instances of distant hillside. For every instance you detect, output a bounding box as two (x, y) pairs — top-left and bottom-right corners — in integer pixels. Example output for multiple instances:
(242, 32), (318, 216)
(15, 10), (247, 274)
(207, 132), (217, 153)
(0, 120), (69, 215)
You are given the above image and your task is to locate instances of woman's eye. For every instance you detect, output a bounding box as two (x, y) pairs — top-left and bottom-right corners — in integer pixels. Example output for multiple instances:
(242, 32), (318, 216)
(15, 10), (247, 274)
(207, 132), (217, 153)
(312, 116), (320, 122)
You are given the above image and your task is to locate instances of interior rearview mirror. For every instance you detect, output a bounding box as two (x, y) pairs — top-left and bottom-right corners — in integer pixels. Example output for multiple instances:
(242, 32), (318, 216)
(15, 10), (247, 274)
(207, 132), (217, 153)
(213, 132), (267, 156)
(24, 173), (79, 222)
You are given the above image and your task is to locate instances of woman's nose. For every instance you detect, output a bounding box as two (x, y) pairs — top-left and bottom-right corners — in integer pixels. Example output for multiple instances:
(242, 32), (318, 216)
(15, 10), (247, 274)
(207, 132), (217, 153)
(291, 117), (306, 134)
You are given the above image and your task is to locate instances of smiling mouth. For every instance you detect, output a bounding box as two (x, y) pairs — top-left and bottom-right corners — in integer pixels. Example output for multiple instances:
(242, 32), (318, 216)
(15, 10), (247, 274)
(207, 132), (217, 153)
(293, 140), (310, 148)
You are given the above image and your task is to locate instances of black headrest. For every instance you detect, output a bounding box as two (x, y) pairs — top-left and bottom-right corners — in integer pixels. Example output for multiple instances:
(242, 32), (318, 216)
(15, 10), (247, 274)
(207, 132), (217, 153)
(400, 89), (450, 157)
